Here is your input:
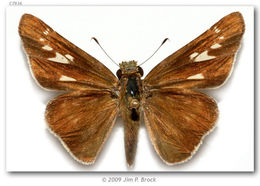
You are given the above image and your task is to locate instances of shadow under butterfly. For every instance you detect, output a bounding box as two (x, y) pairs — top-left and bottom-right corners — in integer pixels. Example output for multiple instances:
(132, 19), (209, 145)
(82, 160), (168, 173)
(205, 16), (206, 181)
(18, 12), (245, 167)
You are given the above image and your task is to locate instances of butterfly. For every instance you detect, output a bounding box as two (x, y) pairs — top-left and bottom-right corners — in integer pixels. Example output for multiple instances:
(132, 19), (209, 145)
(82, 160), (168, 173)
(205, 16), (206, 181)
(18, 12), (245, 167)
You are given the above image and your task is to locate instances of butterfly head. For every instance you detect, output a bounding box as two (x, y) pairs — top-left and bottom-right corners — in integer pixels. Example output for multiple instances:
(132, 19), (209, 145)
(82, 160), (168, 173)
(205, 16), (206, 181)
(116, 60), (143, 79)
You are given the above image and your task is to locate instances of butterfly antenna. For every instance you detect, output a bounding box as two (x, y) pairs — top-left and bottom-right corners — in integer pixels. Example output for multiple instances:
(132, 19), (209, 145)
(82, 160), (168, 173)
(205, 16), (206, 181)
(91, 37), (119, 67)
(139, 38), (169, 66)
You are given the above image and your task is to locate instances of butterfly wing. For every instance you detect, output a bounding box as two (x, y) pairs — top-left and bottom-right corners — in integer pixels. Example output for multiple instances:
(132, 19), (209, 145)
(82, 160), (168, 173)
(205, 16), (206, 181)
(19, 14), (120, 164)
(45, 90), (119, 164)
(142, 12), (244, 164)
(19, 14), (118, 91)
(143, 88), (218, 164)
(144, 12), (245, 90)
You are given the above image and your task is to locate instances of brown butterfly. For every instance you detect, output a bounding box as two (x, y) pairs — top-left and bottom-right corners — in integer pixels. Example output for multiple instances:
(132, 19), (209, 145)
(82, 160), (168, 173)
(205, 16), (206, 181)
(18, 12), (245, 167)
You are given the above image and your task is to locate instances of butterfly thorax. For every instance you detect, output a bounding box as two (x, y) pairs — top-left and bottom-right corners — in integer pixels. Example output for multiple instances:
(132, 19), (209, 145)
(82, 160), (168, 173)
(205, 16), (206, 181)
(117, 60), (143, 112)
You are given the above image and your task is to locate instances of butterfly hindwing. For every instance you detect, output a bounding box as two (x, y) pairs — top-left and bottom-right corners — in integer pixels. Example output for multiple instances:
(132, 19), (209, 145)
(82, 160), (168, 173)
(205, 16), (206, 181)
(45, 90), (119, 164)
(143, 88), (218, 164)
(19, 14), (118, 91)
(144, 12), (245, 90)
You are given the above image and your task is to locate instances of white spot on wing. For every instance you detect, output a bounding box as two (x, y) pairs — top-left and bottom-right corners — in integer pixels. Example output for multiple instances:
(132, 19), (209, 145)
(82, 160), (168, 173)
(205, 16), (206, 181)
(187, 73), (204, 79)
(59, 75), (76, 81)
(194, 50), (216, 62)
(213, 26), (221, 33)
(48, 52), (70, 64)
(43, 30), (49, 35)
(40, 38), (44, 41)
(215, 28), (220, 33)
(42, 45), (53, 51)
(65, 54), (74, 61)
(210, 43), (222, 49)
(219, 36), (224, 40)
(190, 52), (199, 60)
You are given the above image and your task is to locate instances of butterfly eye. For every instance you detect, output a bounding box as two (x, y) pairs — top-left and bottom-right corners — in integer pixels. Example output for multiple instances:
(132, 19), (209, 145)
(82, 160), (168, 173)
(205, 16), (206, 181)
(138, 66), (144, 77)
(116, 69), (122, 79)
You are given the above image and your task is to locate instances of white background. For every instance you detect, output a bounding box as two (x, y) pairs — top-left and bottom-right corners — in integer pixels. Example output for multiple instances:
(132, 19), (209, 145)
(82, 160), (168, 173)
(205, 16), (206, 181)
(5, 6), (254, 172)
(0, 0), (258, 185)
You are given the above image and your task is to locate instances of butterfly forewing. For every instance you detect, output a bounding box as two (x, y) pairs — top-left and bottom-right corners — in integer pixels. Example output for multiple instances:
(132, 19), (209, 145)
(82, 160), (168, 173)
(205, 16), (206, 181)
(45, 90), (119, 164)
(144, 12), (245, 90)
(19, 14), (118, 91)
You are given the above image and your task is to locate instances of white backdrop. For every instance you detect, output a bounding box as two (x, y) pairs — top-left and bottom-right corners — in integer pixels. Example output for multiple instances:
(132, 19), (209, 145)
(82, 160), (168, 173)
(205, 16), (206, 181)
(5, 6), (254, 172)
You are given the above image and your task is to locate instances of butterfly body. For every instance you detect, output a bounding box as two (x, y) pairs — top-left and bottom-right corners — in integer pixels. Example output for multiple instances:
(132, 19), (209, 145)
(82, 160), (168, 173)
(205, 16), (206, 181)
(19, 12), (245, 167)
(117, 60), (143, 166)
